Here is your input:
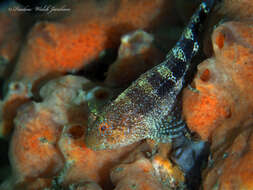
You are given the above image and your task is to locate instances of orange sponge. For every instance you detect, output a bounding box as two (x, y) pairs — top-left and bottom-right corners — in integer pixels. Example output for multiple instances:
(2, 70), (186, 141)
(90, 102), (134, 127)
(9, 104), (64, 182)
(12, 0), (167, 83)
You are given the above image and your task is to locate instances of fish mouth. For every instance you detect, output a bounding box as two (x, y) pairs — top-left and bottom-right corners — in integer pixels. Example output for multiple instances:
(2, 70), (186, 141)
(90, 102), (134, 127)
(85, 135), (100, 150)
(84, 132), (109, 151)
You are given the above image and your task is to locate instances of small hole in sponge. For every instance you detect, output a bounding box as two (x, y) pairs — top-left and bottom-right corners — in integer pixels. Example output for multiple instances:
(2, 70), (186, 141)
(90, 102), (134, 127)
(68, 125), (85, 139)
(200, 69), (210, 82)
(10, 82), (21, 91)
(225, 107), (232, 118)
(216, 32), (225, 49)
(94, 89), (109, 100)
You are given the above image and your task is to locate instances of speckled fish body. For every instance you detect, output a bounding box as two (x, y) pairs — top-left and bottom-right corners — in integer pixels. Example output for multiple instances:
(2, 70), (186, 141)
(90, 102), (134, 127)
(86, 0), (215, 150)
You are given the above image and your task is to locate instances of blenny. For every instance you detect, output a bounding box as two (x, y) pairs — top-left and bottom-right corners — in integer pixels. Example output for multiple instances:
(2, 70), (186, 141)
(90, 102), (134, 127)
(85, 0), (215, 150)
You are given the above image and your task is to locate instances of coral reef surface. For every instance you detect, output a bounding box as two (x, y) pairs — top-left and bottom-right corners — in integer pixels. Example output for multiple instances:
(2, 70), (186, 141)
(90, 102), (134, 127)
(0, 0), (253, 190)
(183, 20), (253, 189)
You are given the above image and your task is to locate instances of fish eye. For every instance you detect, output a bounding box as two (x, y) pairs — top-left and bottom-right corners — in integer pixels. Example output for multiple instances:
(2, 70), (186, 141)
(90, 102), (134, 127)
(100, 125), (107, 131)
(97, 122), (113, 137)
(98, 122), (111, 134)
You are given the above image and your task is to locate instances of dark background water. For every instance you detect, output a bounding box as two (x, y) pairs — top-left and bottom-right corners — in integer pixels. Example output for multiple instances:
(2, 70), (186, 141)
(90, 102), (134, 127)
(0, 0), (61, 8)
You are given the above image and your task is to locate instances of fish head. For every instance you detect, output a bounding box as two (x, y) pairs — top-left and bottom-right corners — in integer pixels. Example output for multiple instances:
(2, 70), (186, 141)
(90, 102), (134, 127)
(85, 105), (146, 150)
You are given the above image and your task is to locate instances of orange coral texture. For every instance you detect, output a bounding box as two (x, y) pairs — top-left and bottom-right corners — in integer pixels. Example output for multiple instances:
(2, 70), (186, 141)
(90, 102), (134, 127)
(220, 0), (253, 20)
(8, 76), (140, 189)
(183, 20), (253, 189)
(110, 144), (166, 190)
(111, 158), (164, 190)
(12, 0), (166, 81)
(182, 21), (253, 140)
(58, 128), (138, 188)
(10, 105), (64, 181)
(203, 126), (253, 190)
